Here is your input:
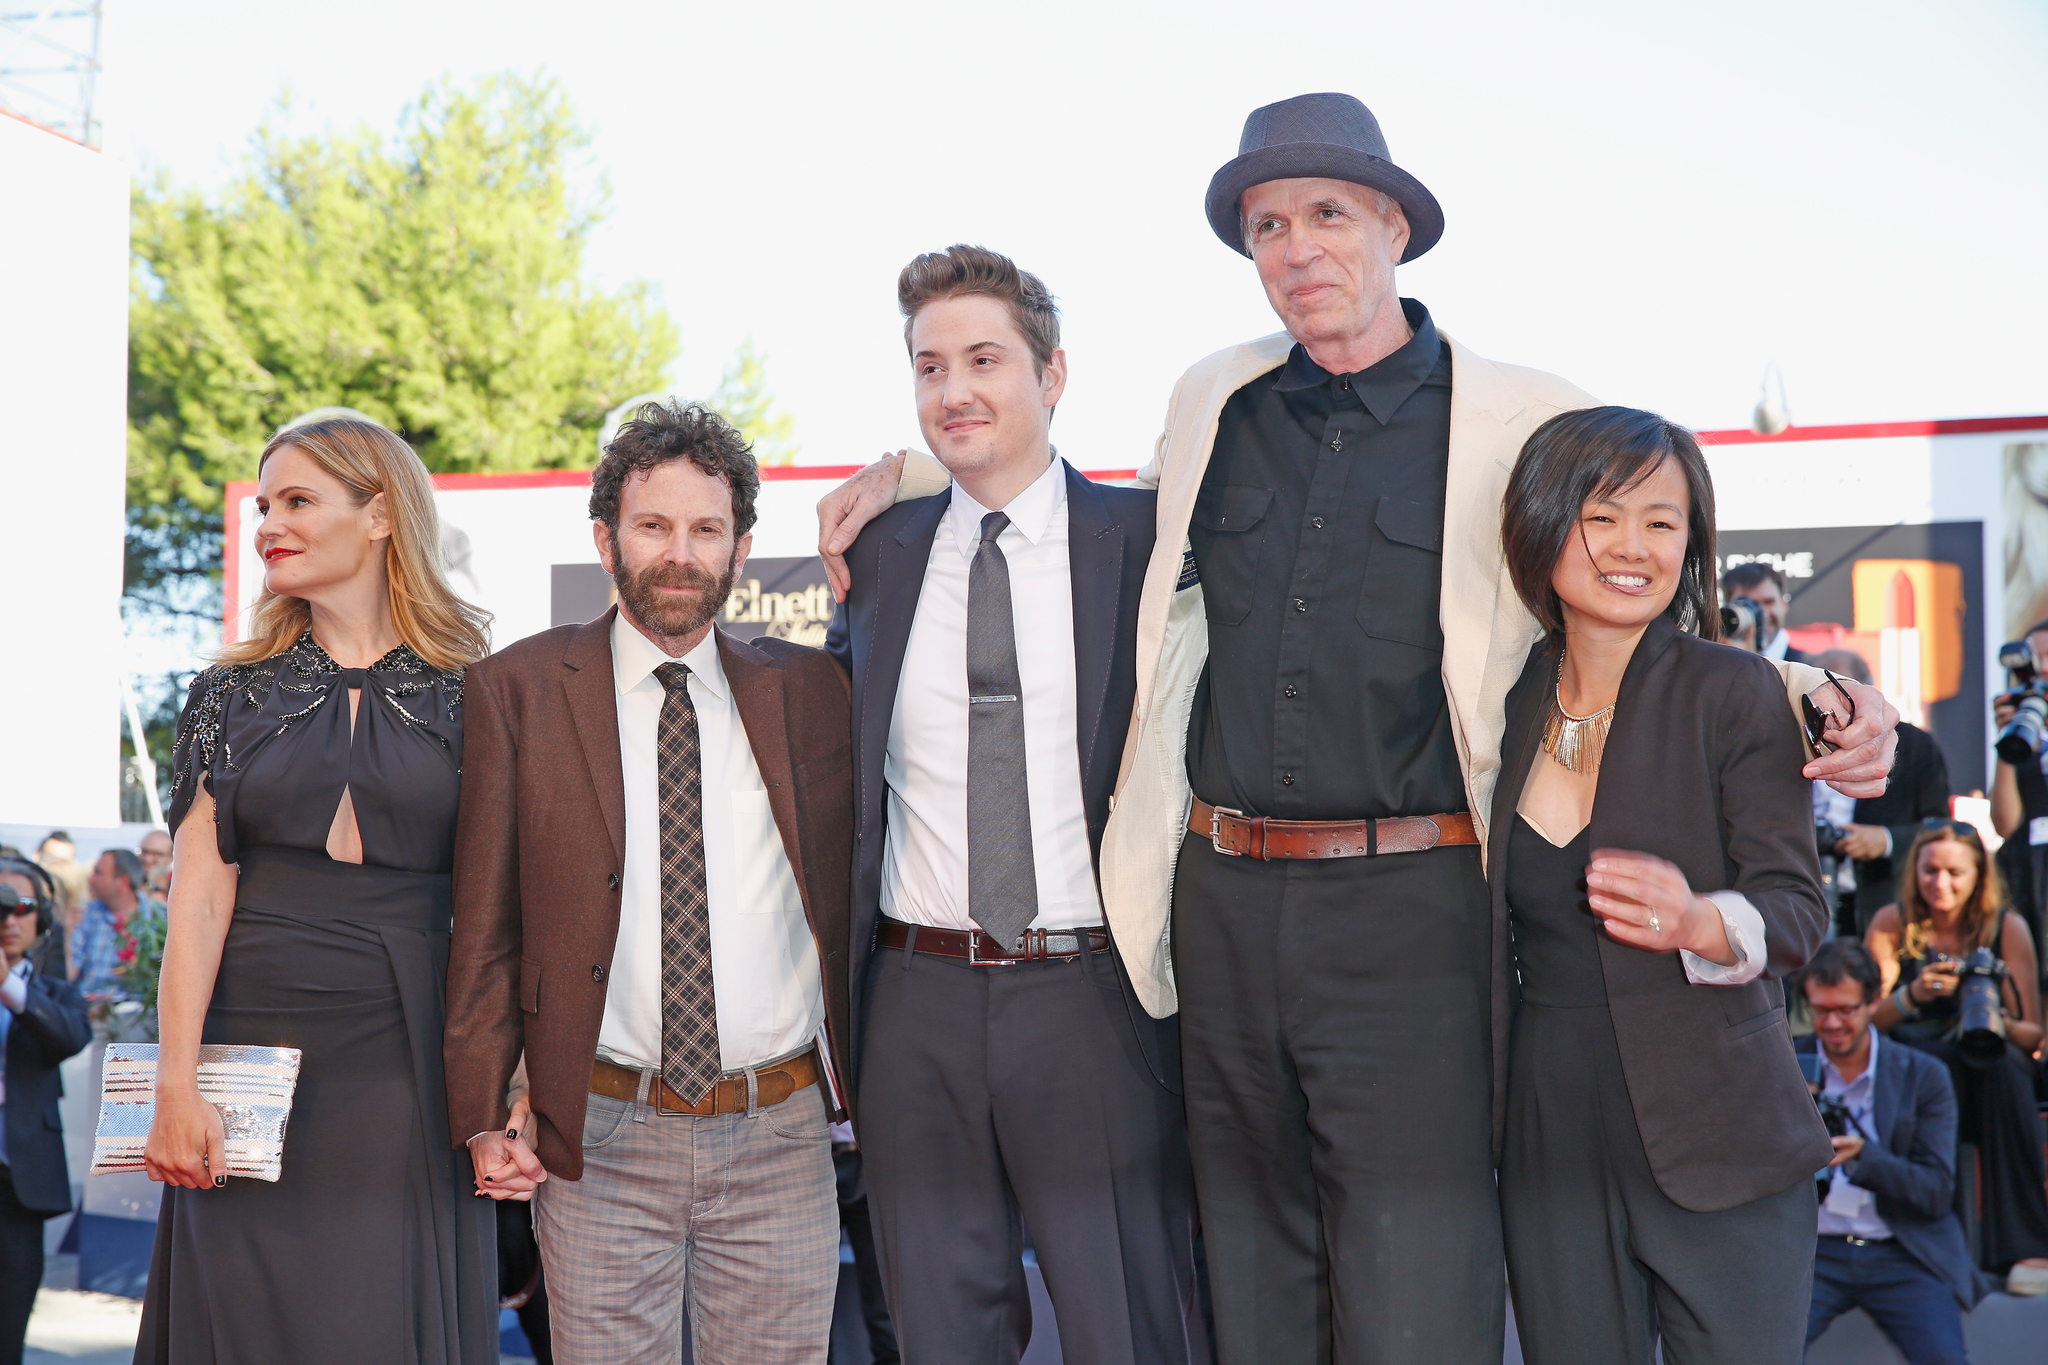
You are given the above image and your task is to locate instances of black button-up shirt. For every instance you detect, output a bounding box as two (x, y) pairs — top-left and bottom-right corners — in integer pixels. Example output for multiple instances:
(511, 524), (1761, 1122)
(1185, 298), (1466, 821)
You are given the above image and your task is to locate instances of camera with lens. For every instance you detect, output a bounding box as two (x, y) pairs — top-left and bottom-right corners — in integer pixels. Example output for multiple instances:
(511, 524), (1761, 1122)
(1954, 946), (2011, 1068)
(1994, 639), (2048, 764)
(1815, 817), (1849, 861)
(1720, 595), (1763, 651)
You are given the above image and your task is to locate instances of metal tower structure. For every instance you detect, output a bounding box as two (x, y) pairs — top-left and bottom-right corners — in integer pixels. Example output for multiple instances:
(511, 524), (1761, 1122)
(0, 1), (103, 147)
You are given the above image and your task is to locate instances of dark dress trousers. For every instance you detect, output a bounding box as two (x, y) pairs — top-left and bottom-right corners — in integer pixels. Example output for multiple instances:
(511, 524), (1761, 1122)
(445, 611), (856, 1174)
(1173, 303), (1506, 1365)
(1845, 722), (1951, 932)
(825, 464), (1199, 1365)
(1491, 620), (1835, 1365)
(1, 966), (90, 1364)
(1794, 1034), (1984, 1335)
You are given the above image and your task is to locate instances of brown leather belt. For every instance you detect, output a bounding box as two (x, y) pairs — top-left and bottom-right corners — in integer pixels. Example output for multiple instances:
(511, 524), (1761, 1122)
(590, 1048), (819, 1117)
(1190, 798), (1478, 861)
(876, 918), (1111, 965)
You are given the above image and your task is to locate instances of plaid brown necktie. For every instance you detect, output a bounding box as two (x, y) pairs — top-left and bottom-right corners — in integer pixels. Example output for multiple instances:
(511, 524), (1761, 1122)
(652, 661), (719, 1104)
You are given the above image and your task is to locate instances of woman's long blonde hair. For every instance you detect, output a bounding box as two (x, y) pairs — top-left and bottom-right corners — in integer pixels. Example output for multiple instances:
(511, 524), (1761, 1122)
(217, 418), (491, 672)
(1896, 824), (2005, 959)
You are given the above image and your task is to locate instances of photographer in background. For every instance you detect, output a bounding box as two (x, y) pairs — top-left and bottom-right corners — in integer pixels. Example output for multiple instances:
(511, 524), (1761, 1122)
(1990, 620), (2048, 971)
(1868, 824), (2048, 1295)
(1809, 649), (1953, 936)
(1799, 940), (1982, 1365)
(1720, 561), (1813, 661)
(0, 859), (93, 1365)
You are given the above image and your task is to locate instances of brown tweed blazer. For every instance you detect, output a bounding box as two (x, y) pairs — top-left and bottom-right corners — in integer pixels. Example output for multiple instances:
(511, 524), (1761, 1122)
(444, 609), (855, 1179)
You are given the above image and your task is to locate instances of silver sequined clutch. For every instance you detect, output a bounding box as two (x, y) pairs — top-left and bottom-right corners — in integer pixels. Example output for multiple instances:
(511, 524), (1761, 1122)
(91, 1043), (302, 1183)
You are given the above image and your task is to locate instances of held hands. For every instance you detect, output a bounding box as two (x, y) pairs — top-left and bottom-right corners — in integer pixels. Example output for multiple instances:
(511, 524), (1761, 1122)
(1828, 1134), (1865, 1167)
(816, 453), (909, 601)
(1585, 849), (1737, 966)
(468, 1095), (546, 1201)
(1804, 678), (1899, 800)
(144, 1084), (227, 1190)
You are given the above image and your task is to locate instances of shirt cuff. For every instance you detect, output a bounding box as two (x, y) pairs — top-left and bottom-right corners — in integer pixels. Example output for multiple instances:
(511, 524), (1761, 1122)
(1881, 827), (1894, 859)
(1, 967), (26, 1013)
(1681, 892), (1767, 986)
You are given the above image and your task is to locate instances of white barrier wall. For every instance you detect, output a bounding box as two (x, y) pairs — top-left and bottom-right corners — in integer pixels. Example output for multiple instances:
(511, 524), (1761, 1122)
(0, 116), (130, 827)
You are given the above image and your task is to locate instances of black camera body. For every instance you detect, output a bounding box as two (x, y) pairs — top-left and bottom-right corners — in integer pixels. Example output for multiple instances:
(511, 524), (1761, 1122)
(1955, 946), (2010, 1068)
(1995, 640), (2048, 765)
(1721, 595), (1763, 650)
(1815, 818), (1850, 860)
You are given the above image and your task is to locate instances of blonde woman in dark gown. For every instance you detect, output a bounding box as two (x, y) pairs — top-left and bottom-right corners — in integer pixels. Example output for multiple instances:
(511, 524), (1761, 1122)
(136, 418), (497, 1365)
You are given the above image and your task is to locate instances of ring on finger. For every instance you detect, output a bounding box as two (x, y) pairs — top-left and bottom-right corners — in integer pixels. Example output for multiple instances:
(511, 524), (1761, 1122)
(1648, 913), (1661, 933)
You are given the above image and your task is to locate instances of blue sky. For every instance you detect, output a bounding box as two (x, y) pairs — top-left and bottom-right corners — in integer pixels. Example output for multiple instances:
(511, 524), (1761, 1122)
(96, 0), (2048, 472)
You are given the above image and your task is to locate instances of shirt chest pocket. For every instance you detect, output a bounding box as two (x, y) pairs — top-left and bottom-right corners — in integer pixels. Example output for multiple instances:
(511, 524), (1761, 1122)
(731, 788), (782, 914)
(1187, 485), (1274, 627)
(1355, 496), (1445, 650)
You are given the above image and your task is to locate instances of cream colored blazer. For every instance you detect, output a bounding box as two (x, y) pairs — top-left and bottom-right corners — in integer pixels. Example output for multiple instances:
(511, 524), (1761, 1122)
(896, 329), (1823, 1018)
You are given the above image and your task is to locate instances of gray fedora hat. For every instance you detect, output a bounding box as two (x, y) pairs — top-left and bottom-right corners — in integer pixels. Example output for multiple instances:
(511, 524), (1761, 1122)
(1205, 92), (1443, 262)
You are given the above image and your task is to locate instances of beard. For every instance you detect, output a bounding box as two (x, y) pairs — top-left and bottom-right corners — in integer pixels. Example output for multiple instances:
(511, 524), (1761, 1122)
(613, 548), (737, 643)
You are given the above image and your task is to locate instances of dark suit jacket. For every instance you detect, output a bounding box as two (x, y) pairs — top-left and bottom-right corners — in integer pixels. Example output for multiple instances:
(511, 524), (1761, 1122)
(1795, 1032), (1985, 1308)
(1846, 722), (1951, 927)
(3, 966), (91, 1213)
(445, 611), (856, 1179)
(1490, 615), (1834, 1212)
(824, 463), (1178, 1094)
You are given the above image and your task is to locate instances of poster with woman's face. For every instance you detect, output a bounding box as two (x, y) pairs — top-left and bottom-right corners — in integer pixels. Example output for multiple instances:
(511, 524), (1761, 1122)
(2005, 443), (2048, 643)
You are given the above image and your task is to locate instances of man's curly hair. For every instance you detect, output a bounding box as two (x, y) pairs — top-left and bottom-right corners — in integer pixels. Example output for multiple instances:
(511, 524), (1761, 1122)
(589, 399), (760, 536)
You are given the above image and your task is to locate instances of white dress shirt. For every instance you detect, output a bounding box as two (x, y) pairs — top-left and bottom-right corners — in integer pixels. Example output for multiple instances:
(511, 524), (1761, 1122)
(882, 457), (1103, 933)
(1816, 1031), (1893, 1240)
(600, 615), (824, 1074)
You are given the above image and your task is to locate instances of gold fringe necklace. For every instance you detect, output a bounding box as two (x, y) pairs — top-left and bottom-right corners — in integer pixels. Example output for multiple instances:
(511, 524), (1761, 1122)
(1541, 652), (1616, 775)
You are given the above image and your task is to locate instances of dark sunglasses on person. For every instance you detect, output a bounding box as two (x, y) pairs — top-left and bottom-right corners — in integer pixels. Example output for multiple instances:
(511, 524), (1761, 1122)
(0, 890), (37, 918)
(1800, 669), (1857, 756)
(1918, 817), (1982, 841)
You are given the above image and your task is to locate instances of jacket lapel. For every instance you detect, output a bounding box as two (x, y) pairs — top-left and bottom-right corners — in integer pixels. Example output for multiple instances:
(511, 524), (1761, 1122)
(1872, 1033), (1903, 1152)
(562, 609), (627, 865)
(862, 491), (950, 804)
(1066, 464), (1125, 787)
(721, 630), (805, 902)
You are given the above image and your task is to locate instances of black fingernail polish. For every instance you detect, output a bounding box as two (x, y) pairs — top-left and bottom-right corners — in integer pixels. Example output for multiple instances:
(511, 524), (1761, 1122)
(214, 1175), (225, 1187)
(508, 1129), (520, 1140)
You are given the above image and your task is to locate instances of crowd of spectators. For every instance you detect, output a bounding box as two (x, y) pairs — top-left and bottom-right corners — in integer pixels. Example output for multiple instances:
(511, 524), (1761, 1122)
(1719, 569), (2048, 1361)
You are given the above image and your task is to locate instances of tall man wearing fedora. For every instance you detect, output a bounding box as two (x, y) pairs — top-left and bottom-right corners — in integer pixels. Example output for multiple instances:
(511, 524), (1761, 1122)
(448, 401), (856, 1365)
(817, 94), (1901, 1363)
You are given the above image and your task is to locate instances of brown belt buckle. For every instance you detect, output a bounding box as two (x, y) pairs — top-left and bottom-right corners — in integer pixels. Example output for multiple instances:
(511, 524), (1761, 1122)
(966, 931), (1021, 966)
(1209, 805), (1245, 857)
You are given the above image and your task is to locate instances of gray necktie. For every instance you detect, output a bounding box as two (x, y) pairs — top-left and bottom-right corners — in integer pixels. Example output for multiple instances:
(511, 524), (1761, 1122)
(967, 510), (1038, 950)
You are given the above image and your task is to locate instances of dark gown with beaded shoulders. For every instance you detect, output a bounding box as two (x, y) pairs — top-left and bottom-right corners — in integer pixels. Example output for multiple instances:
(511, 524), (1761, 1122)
(135, 633), (496, 1365)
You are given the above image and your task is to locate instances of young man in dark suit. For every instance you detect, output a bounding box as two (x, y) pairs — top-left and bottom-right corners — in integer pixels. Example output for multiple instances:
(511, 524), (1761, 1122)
(826, 246), (1198, 1364)
(1798, 939), (1984, 1365)
(0, 867), (92, 1364)
(446, 402), (857, 1365)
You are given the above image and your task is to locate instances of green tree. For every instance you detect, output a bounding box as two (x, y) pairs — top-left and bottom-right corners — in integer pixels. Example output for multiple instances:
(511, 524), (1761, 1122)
(709, 339), (800, 467)
(126, 72), (680, 621)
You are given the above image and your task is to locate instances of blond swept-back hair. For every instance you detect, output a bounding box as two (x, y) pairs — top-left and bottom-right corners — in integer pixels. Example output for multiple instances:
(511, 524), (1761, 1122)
(1896, 824), (2006, 960)
(217, 419), (491, 672)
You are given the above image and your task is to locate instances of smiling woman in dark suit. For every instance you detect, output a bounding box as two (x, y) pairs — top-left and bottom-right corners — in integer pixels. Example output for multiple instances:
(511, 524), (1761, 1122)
(1490, 406), (1834, 1365)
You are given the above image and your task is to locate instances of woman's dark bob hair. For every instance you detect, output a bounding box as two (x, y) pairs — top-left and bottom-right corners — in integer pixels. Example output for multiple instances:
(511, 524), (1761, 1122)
(1501, 406), (1719, 641)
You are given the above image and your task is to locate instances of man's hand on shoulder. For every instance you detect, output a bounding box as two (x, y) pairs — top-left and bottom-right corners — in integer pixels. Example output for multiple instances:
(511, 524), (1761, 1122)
(1805, 677), (1899, 800)
(818, 453), (909, 602)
